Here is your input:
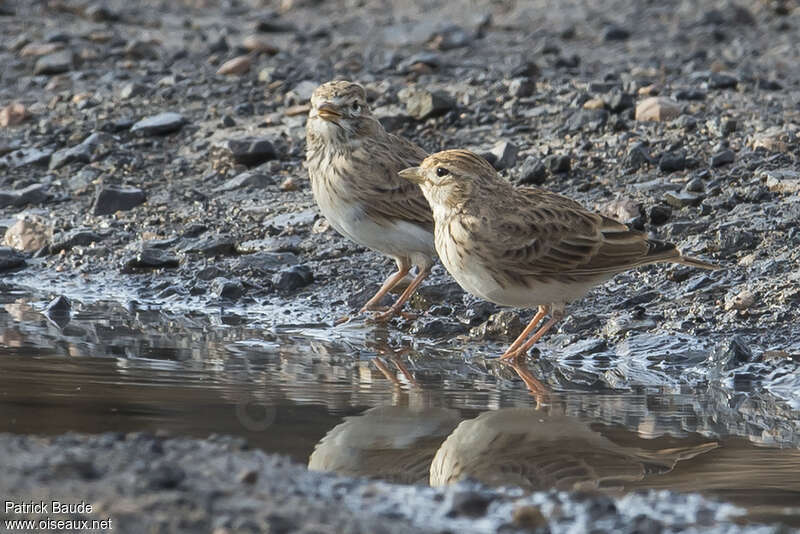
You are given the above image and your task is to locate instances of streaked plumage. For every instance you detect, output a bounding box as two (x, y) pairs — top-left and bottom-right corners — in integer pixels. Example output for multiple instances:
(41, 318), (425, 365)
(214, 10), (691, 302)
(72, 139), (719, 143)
(399, 149), (719, 360)
(306, 81), (435, 320)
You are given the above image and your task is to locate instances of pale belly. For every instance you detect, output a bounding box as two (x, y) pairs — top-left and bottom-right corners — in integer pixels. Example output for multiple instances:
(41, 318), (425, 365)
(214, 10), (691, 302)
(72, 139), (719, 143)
(437, 234), (596, 308)
(312, 185), (435, 263)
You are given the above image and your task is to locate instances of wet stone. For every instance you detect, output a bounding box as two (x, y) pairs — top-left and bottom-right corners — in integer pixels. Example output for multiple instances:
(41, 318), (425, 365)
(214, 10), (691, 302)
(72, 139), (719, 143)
(46, 295), (71, 314)
(517, 156), (547, 185)
(125, 248), (179, 270)
(710, 149), (735, 168)
(399, 88), (456, 120)
(92, 186), (146, 216)
(131, 112), (186, 136)
(0, 247), (26, 272)
(709, 335), (754, 370)
(271, 265), (313, 292)
(33, 50), (74, 75)
(217, 138), (277, 167)
(470, 310), (523, 340)
(648, 205), (672, 225)
(51, 229), (107, 253)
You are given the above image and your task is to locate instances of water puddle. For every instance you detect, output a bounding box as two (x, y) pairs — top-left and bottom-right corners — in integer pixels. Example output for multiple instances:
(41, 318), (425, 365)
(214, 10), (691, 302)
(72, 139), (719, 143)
(1, 290), (798, 528)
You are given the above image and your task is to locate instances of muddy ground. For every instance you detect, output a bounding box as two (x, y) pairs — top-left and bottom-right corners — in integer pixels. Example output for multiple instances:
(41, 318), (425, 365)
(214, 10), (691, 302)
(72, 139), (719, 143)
(1, 0), (799, 531)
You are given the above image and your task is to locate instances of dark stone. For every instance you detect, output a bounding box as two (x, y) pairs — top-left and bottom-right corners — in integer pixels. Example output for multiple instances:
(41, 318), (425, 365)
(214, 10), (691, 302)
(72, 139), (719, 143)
(720, 118), (737, 135)
(401, 89), (456, 120)
(211, 278), (244, 300)
(685, 177), (705, 193)
(658, 150), (687, 173)
(181, 235), (237, 256)
(214, 171), (273, 192)
(271, 265), (313, 292)
(396, 52), (441, 73)
(553, 54), (580, 69)
(458, 300), (499, 326)
(125, 248), (179, 270)
(131, 112), (186, 136)
(716, 227), (756, 255)
(607, 91), (634, 112)
(518, 156), (547, 185)
(46, 295), (71, 314)
(711, 335), (754, 370)
(487, 140), (517, 171)
(84, 3), (118, 22)
(410, 318), (468, 338)
(234, 252), (299, 274)
(49, 143), (92, 170)
(626, 143), (654, 170)
(119, 83), (148, 99)
(445, 490), (493, 518)
(50, 229), (106, 253)
(564, 108), (608, 132)
(708, 72), (738, 90)
(648, 205), (672, 225)
(664, 191), (704, 208)
(673, 89), (706, 101)
(0, 147), (53, 169)
(219, 138), (277, 167)
(0, 184), (49, 208)
(92, 186), (146, 216)
(710, 149), (735, 167)
(33, 50), (73, 75)
(0, 247), (26, 272)
(507, 77), (535, 98)
(757, 78), (783, 91)
(545, 154), (571, 173)
(510, 61), (540, 78)
(602, 25), (630, 41)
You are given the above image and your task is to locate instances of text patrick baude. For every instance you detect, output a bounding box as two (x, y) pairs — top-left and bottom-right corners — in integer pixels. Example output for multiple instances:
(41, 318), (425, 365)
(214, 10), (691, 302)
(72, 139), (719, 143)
(5, 500), (95, 514)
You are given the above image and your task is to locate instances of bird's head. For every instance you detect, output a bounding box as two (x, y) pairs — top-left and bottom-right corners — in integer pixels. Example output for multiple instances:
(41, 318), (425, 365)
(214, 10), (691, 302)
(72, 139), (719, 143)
(308, 80), (376, 143)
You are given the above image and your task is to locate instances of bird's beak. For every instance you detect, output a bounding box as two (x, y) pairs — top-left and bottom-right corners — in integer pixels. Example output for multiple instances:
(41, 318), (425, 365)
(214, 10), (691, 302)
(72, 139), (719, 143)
(316, 102), (342, 122)
(398, 167), (424, 184)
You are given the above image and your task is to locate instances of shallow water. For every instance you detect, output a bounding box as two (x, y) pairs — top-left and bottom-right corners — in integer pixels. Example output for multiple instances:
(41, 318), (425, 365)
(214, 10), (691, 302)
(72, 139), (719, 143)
(1, 290), (799, 528)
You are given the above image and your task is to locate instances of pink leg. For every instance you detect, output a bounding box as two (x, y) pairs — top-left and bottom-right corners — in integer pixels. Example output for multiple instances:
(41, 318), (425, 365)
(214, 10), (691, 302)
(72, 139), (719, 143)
(500, 308), (565, 361)
(500, 305), (548, 359)
(372, 265), (432, 322)
(360, 262), (411, 313)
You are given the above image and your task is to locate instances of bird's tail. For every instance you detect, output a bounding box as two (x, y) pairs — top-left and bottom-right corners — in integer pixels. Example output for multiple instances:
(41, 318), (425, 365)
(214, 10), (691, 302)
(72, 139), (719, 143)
(645, 239), (720, 270)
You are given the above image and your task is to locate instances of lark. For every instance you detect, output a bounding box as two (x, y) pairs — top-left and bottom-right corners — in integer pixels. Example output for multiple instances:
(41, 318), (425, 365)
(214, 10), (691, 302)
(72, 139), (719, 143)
(306, 81), (435, 321)
(399, 149), (719, 360)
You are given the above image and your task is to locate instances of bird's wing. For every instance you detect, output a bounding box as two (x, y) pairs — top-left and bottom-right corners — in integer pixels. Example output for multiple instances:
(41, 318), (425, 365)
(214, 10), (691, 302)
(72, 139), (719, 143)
(476, 188), (672, 279)
(353, 133), (433, 230)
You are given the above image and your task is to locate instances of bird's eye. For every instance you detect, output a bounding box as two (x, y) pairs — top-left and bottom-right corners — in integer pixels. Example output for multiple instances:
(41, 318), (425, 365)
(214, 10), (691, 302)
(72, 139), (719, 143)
(351, 101), (360, 112)
(436, 167), (450, 177)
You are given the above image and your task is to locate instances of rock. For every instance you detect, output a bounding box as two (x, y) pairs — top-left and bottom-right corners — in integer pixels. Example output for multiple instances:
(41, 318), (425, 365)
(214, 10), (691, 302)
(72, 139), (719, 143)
(131, 112), (186, 136)
(582, 97), (605, 110)
(46, 295), (71, 314)
(512, 506), (547, 530)
(635, 97), (681, 122)
(84, 3), (118, 22)
(50, 229), (106, 253)
(707, 72), (738, 90)
(0, 147), (53, 169)
(664, 190), (703, 208)
(647, 205), (672, 225)
(234, 252), (298, 273)
(279, 177), (298, 191)
(241, 36), (278, 54)
(517, 156), (547, 185)
(211, 278), (244, 300)
(4, 217), (51, 251)
(0, 184), (49, 208)
(658, 150), (687, 173)
(124, 248), (179, 270)
(602, 25), (630, 41)
(264, 209), (316, 231)
(19, 42), (63, 57)
(92, 186), (146, 216)
(724, 290), (756, 312)
(214, 171), (273, 193)
(119, 83), (148, 99)
(756, 78), (783, 91)
(761, 169), (800, 194)
(710, 149), (735, 168)
(33, 50), (73, 75)
(510, 60), (540, 78)
(285, 80), (317, 105)
(181, 235), (237, 256)
(488, 140), (517, 171)
(49, 143), (92, 170)
(217, 55), (252, 75)
(217, 138), (276, 167)
(124, 39), (159, 60)
(396, 52), (442, 74)
(564, 108), (608, 132)
(607, 91), (634, 112)
(720, 118), (737, 136)
(0, 102), (27, 127)
(599, 197), (640, 223)
(399, 88), (455, 120)
(469, 310), (523, 340)
(685, 177), (705, 193)
(445, 489), (493, 518)
(545, 154), (571, 173)
(749, 128), (793, 153)
(507, 77), (535, 98)
(271, 265), (313, 292)
(673, 88), (706, 101)
(626, 142), (654, 170)
(0, 247), (26, 272)
(709, 335), (753, 370)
